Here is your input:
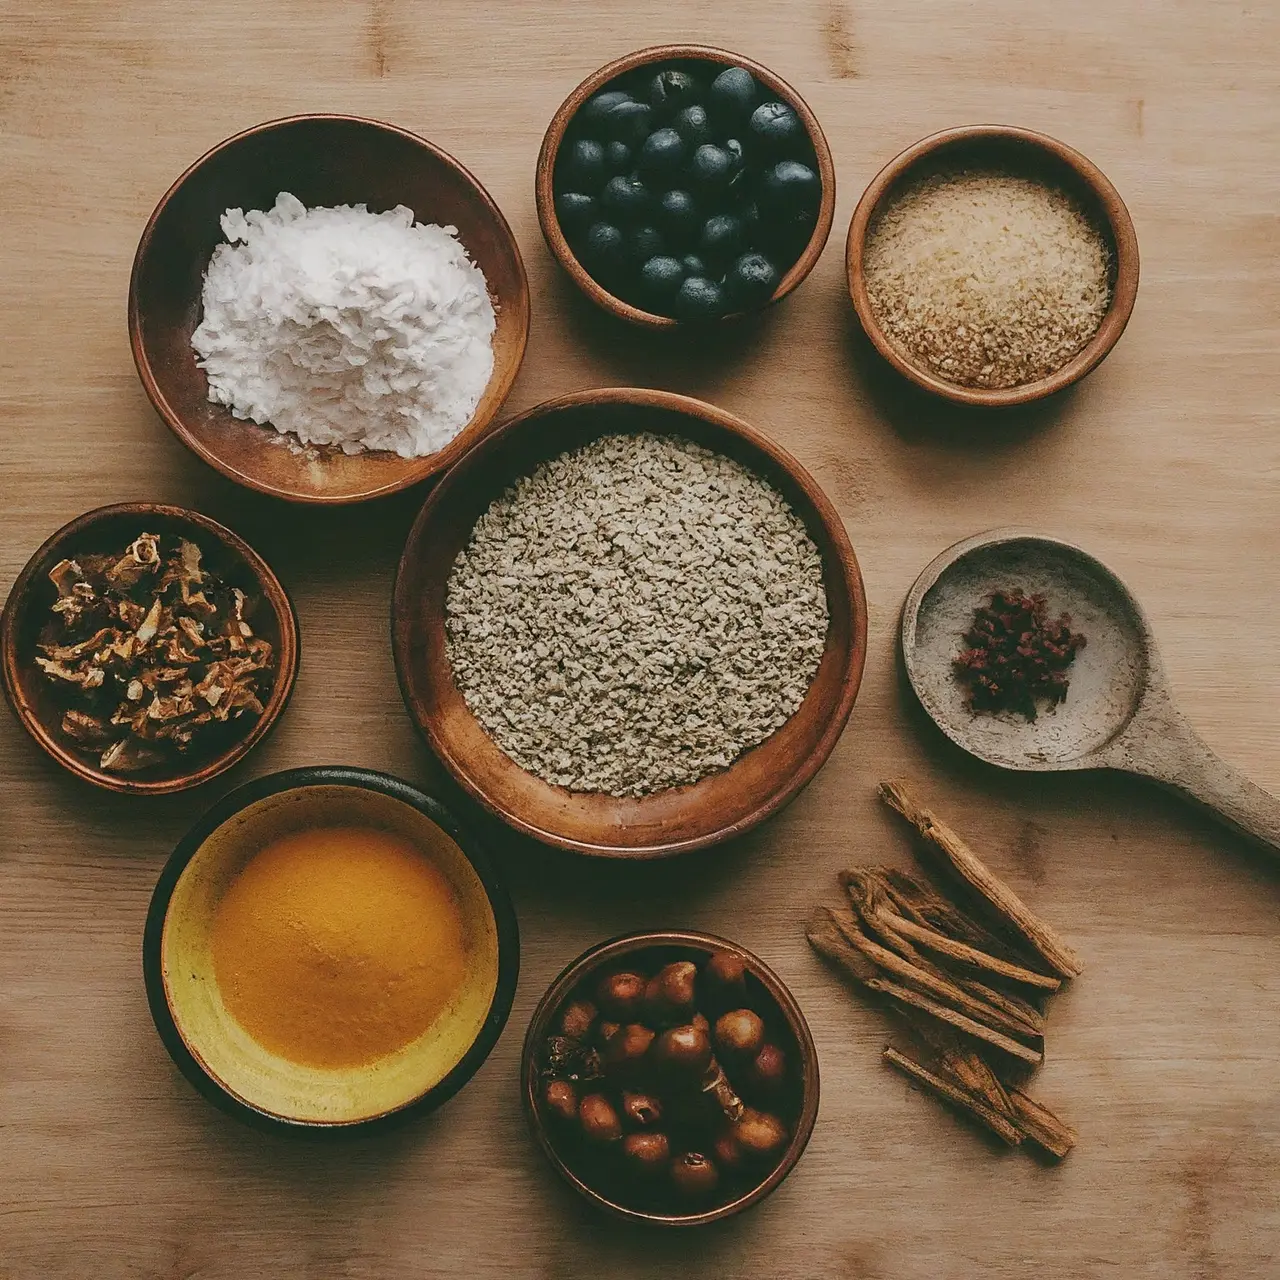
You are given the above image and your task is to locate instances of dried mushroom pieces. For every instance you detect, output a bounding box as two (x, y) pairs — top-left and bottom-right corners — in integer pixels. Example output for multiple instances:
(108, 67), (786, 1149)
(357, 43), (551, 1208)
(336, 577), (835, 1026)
(33, 532), (274, 772)
(536, 950), (799, 1213)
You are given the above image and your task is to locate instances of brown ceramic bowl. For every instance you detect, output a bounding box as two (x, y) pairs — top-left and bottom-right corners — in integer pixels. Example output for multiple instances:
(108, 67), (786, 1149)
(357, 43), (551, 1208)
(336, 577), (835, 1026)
(521, 930), (820, 1227)
(129, 114), (530, 503)
(0, 503), (298, 794)
(536, 45), (836, 328)
(391, 388), (868, 858)
(846, 125), (1139, 406)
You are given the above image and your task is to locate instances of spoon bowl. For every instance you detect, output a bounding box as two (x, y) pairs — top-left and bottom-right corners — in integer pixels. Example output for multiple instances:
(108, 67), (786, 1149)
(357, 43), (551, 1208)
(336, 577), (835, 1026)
(901, 529), (1280, 855)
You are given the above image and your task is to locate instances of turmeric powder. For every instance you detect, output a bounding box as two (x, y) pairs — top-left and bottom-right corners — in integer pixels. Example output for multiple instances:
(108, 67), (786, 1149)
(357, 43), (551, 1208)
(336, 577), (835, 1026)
(210, 825), (468, 1069)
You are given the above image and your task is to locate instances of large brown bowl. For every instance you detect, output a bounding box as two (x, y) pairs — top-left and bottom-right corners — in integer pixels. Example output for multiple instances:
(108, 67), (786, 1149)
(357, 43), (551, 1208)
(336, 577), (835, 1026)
(391, 387), (867, 858)
(846, 125), (1139, 407)
(129, 114), (530, 503)
(536, 45), (836, 329)
(0, 503), (298, 794)
(521, 930), (820, 1227)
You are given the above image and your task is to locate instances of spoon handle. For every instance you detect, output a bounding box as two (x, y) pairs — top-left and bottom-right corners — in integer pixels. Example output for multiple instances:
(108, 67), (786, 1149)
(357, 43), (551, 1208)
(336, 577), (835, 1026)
(1117, 710), (1280, 856)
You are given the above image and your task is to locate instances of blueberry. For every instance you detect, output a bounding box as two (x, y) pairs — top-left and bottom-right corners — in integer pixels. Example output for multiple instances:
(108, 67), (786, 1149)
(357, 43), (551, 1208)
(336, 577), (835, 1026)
(689, 143), (733, 193)
(639, 254), (685, 306)
(699, 213), (746, 268)
(578, 89), (633, 129)
(601, 99), (653, 144)
(637, 127), (686, 179)
(674, 275), (726, 320)
(672, 104), (713, 148)
(560, 138), (606, 192)
(555, 191), (597, 234)
(760, 159), (821, 214)
(708, 66), (757, 124)
(627, 224), (667, 264)
(681, 253), (708, 277)
(581, 221), (626, 278)
(723, 251), (779, 309)
(749, 101), (806, 155)
(604, 140), (633, 174)
(648, 69), (701, 119)
(601, 174), (652, 222)
(657, 188), (700, 243)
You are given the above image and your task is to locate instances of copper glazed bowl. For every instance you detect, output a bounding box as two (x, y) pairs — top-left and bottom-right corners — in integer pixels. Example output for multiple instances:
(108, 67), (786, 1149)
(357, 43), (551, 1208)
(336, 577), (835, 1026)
(521, 930), (820, 1227)
(846, 125), (1140, 407)
(391, 387), (868, 858)
(536, 45), (836, 329)
(129, 114), (530, 504)
(0, 503), (298, 795)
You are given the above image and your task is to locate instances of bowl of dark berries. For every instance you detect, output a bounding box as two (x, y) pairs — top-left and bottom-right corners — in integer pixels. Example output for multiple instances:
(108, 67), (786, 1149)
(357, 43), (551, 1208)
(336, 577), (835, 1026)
(536, 45), (835, 326)
(522, 931), (819, 1227)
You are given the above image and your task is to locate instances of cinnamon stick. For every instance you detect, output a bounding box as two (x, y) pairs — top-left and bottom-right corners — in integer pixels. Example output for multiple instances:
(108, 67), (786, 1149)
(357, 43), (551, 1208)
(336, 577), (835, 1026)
(883, 1046), (1023, 1146)
(830, 909), (1039, 1043)
(878, 780), (1084, 979)
(1008, 1089), (1076, 1159)
(882, 912), (1062, 991)
(806, 909), (1043, 1066)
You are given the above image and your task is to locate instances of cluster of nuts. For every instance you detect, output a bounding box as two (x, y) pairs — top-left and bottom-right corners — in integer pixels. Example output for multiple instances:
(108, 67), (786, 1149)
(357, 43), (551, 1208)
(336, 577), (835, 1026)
(537, 949), (794, 1208)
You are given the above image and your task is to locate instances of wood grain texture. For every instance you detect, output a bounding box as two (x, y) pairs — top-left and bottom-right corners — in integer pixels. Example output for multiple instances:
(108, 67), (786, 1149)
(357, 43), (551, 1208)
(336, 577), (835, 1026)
(1, 1), (1278, 1277)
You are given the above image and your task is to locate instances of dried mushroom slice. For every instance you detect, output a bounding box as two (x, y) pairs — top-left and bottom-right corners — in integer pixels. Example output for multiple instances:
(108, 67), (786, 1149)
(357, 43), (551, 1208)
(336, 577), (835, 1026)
(100, 737), (165, 773)
(38, 626), (118, 664)
(105, 533), (161, 588)
(60, 711), (114, 746)
(35, 656), (105, 689)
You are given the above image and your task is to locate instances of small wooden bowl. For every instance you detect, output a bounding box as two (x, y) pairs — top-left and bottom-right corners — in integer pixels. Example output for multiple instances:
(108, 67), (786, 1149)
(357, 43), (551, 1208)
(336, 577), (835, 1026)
(391, 388), (868, 858)
(536, 45), (836, 328)
(0, 503), (298, 794)
(846, 125), (1139, 406)
(144, 766), (520, 1131)
(521, 930), (820, 1227)
(129, 114), (530, 503)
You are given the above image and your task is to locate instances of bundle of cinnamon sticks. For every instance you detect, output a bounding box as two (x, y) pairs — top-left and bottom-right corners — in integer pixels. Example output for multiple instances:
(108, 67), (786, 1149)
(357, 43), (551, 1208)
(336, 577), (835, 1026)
(806, 780), (1080, 1159)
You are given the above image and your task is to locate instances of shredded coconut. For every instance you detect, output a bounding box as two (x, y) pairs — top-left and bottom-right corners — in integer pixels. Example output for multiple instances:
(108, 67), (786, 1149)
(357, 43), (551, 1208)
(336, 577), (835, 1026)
(191, 192), (496, 457)
(864, 169), (1112, 389)
(445, 432), (829, 798)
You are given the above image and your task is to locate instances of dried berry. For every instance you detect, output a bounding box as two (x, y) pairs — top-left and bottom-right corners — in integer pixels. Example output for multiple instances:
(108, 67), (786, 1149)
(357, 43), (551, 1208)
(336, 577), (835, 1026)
(953, 589), (1087, 721)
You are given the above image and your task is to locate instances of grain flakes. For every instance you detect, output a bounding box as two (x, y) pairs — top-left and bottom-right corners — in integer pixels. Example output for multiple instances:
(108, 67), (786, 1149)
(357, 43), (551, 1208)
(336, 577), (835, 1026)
(444, 432), (829, 797)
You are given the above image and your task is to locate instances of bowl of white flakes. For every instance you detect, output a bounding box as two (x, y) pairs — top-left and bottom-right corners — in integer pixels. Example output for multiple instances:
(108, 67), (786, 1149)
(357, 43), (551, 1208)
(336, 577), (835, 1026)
(392, 387), (869, 858)
(129, 114), (530, 504)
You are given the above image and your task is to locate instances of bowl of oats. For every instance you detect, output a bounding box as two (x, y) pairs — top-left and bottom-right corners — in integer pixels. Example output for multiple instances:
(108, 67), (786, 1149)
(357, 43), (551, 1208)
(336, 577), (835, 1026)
(391, 388), (867, 857)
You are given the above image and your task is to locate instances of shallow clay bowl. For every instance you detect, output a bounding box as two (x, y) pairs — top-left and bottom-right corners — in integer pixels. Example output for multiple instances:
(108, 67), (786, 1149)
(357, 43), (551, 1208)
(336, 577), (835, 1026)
(143, 766), (520, 1130)
(521, 930), (819, 1227)
(392, 388), (868, 858)
(130, 114), (530, 503)
(846, 125), (1139, 406)
(536, 45), (836, 328)
(0, 502), (298, 795)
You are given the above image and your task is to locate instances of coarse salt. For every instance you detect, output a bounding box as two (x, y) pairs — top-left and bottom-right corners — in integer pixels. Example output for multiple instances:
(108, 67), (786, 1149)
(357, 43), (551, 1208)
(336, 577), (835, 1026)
(191, 192), (496, 458)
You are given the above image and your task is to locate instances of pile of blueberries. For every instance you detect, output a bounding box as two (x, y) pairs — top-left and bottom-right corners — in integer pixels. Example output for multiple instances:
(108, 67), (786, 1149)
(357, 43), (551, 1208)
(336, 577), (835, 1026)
(552, 61), (823, 320)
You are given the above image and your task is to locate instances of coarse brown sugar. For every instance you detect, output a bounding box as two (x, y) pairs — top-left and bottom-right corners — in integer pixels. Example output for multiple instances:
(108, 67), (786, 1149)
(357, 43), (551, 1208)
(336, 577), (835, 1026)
(863, 169), (1113, 389)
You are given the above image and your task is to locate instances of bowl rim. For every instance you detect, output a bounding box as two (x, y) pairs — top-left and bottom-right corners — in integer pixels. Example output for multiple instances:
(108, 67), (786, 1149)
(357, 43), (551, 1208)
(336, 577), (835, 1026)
(141, 764), (521, 1133)
(535, 44), (837, 329)
(127, 112), (531, 505)
(520, 929), (821, 1227)
(845, 123), (1140, 407)
(0, 501), (300, 795)
(390, 385), (869, 858)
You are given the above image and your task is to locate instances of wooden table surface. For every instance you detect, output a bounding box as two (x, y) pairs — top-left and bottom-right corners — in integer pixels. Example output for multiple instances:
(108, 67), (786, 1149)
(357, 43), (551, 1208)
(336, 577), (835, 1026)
(3, 2), (1278, 1276)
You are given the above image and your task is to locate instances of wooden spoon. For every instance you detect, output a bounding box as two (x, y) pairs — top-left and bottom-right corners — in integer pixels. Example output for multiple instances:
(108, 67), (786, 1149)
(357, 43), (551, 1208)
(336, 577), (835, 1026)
(900, 529), (1280, 855)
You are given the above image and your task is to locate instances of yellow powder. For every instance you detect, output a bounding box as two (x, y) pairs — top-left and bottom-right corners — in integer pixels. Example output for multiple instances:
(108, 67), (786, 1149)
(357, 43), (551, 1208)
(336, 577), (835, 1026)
(210, 825), (468, 1069)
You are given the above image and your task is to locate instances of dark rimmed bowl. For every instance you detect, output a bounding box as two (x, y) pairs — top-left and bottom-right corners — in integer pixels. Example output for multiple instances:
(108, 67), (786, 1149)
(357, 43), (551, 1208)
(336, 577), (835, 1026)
(536, 45), (836, 328)
(129, 113), (530, 504)
(391, 387), (869, 859)
(521, 930), (820, 1227)
(846, 124), (1139, 406)
(0, 502), (299, 795)
(143, 766), (520, 1132)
